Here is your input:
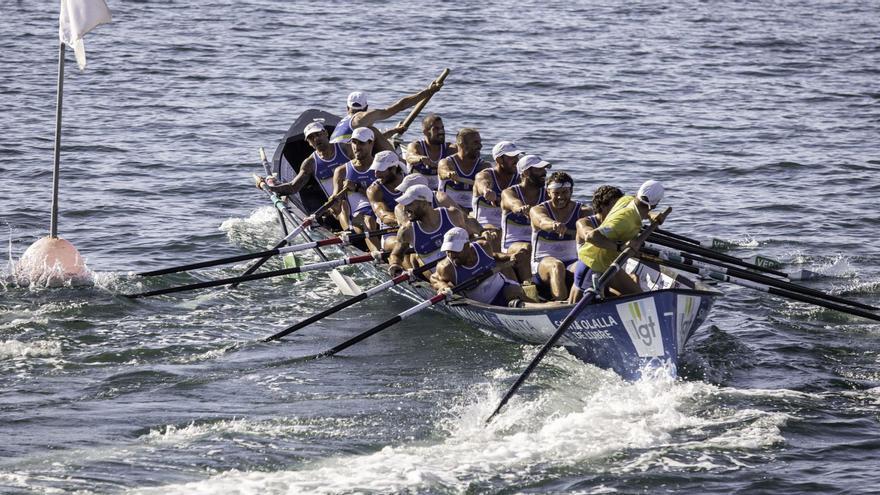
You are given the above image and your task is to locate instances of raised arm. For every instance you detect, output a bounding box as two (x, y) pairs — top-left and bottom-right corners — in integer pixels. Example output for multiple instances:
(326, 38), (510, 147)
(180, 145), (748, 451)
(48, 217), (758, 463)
(352, 83), (441, 128)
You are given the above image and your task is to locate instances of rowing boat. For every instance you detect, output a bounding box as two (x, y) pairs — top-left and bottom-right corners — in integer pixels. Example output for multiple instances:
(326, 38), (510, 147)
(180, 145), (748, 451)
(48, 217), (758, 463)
(263, 109), (721, 380)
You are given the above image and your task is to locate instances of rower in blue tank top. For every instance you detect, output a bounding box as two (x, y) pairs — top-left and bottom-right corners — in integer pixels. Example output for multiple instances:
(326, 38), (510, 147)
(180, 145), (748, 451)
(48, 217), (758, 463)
(405, 114), (456, 190)
(331, 127), (382, 250)
(501, 185), (546, 251)
(343, 160), (377, 217)
(431, 227), (529, 306)
(412, 207), (456, 265)
(499, 154), (551, 283)
(366, 151), (407, 251)
(437, 128), (485, 212)
(472, 141), (521, 229)
(529, 171), (590, 301)
(313, 142), (351, 199)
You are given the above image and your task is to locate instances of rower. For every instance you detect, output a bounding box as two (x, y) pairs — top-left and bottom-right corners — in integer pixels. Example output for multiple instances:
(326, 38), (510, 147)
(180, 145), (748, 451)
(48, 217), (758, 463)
(529, 171), (591, 301)
(437, 128), (486, 213)
(570, 185), (624, 303)
(431, 227), (529, 307)
(500, 154), (549, 282)
(387, 185), (476, 278)
(472, 140), (521, 235)
(366, 150), (405, 251)
(404, 114), (456, 190)
(578, 180), (666, 296)
(257, 122), (352, 206)
(331, 127), (380, 250)
(330, 84), (441, 153)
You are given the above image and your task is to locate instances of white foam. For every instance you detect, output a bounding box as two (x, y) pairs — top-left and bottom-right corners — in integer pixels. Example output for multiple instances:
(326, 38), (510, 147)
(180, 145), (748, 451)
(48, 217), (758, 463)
(219, 206), (283, 249)
(0, 339), (62, 360)
(131, 355), (793, 495)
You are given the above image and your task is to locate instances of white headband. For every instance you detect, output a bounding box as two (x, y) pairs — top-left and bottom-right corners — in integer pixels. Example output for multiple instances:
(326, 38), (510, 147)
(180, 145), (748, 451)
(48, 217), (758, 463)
(547, 182), (573, 191)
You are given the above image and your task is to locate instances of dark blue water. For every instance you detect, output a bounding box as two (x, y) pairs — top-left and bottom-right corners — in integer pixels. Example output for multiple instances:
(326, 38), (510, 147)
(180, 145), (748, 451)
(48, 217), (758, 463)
(2, 1), (879, 493)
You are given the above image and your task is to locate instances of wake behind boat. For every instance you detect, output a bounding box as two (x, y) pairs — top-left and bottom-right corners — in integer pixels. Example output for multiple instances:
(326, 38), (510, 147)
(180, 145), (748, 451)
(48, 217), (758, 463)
(263, 109), (721, 380)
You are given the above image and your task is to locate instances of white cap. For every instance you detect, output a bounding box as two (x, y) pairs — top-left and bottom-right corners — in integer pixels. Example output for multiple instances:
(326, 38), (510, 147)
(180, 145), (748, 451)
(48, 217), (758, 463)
(636, 180), (664, 208)
(396, 173), (430, 192)
(304, 122), (325, 138)
(492, 141), (521, 160)
(351, 127), (374, 142)
(370, 150), (402, 172)
(397, 184), (433, 206)
(441, 227), (470, 252)
(516, 154), (551, 174)
(347, 91), (367, 110)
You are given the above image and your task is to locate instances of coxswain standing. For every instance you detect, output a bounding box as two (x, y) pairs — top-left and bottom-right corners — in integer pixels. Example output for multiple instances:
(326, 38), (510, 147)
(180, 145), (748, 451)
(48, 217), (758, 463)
(332, 127), (380, 250)
(366, 151), (406, 252)
(472, 140), (521, 250)
(387, 185), (480, 278)
(404, 114), (456, 190)
(431, 227), (531, 307)
(529, 171), (591, 301)
(258, 122), (352, 212)
(437, 128), (486, 214)
(569, 185), (624, 303)
(330, 84), (441, 153)
(578, 180), (667, 296)
(499, 154), (550, 282)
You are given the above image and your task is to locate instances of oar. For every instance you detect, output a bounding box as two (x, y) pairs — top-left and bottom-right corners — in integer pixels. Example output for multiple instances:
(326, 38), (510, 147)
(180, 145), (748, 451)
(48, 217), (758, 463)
(136, 228), (395, 278)
(486, 208), (672, 424)
(252, 171), (366, 295)
(642, 245), (878, 311)
(262, 257), (442, 342)
(646, 233), (788, 278)
(652, 229), (786, 271)
(236, 178), (345, 286)
(125, 252), (387, 299)
(300, 262), (507, 360)
(641, 254), (880, 323)
(390, 68), (451, 141)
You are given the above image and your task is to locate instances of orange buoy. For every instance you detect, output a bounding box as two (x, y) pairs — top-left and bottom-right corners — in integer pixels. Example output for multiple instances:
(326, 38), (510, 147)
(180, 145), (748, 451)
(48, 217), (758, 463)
(15, 236), (91, 287)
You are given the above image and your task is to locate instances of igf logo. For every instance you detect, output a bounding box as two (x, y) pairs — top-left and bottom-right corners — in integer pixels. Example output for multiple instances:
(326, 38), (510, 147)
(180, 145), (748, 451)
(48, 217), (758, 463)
(626, 301), (657, 346)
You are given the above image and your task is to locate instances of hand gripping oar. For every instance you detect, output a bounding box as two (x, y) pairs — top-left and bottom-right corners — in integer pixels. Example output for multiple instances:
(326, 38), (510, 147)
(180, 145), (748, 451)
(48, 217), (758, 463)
(646, 232), (788, 278)
(485, 207), (672, 424)
(390, 68), (451, 141)
(125, 251), (388, 299)
(643, 245), (878, 312)
(299, 262), (506, 360)
(641, 254), (880, 323)
(135, 227), (395, 277)
(262, 257), (442, 342)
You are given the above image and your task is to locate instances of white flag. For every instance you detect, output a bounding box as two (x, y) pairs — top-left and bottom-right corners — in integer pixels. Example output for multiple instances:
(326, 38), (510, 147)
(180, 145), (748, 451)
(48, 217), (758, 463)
(59, 0), (112, 70)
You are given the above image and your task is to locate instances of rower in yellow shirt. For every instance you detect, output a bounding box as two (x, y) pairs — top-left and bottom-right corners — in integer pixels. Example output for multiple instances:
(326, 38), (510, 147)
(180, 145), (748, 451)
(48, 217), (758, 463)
(576, 180), (666, 297)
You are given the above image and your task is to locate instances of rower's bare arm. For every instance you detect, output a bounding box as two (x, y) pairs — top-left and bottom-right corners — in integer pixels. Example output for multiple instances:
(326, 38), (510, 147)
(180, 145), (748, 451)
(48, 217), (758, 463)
(367, 184), (397, 226)
(430, 261), (455, 292)
(405, 141), (424, 165)
(501, 188), (524, 213)
(473, 169), (493, 197)
(437, 158), (454, 181)
(450, 207), (483, 237)
(530, 204), (555, 231)
(388, 224), (413, 274)
(352, 84), (439, 128)
(331, 166), (346, 197)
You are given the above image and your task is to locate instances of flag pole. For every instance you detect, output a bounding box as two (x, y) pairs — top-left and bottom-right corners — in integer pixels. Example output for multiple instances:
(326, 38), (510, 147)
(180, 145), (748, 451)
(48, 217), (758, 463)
(50, 42), (66, 238)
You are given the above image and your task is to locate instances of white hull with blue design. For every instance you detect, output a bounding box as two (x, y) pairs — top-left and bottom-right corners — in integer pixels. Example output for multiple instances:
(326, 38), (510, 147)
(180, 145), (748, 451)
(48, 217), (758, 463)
(266, 109), (721, 380)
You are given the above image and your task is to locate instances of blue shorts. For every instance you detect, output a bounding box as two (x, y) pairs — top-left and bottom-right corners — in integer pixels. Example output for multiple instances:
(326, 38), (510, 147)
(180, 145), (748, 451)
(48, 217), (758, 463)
(573, 260), (595, 291)
(489, 278), (520, 306)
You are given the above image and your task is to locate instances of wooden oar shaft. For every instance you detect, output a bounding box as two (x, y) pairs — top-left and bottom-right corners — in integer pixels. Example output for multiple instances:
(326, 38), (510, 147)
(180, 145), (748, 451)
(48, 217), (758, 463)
(486, 208), (671, 424)
(647, 233), (787, 278)
(645, 246), (878, 311)
(395, 68), (451, 136)
(643, 255), (880, 323)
